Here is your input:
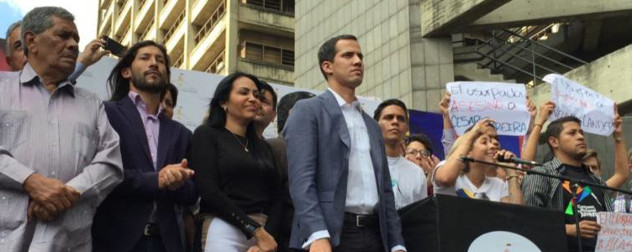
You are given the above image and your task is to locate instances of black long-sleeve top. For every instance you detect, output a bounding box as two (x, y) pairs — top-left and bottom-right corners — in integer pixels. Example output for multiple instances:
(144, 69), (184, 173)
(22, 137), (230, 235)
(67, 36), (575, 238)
(191, 126), (283, 238)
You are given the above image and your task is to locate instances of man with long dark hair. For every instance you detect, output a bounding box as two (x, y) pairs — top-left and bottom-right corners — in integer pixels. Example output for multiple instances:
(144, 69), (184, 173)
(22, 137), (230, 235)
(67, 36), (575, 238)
(92, 40), (197, 252)
(284, 35), (406, 252)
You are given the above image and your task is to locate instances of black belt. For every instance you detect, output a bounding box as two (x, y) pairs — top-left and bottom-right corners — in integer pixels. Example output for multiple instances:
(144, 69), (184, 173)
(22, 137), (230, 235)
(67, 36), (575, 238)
(143, 223), (161, 237)
(343, 212), (378, 228)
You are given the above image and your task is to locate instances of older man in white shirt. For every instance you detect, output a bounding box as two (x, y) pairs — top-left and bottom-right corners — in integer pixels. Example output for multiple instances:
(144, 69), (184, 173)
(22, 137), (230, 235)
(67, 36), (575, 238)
(0, 6), (122, 252)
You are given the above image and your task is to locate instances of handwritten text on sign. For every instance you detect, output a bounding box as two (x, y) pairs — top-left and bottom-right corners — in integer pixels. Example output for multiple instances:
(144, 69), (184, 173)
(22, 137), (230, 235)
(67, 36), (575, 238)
(544, 74), (615, 136)
(596, 212), (632, 252)
(447, 82), (530, 136)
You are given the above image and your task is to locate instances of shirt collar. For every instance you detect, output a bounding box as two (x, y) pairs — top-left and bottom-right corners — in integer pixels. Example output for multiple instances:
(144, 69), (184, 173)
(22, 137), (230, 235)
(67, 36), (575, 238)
(328, 88), (361, 110)
(553, 157), (591, 173)
(128, 91), (164, 117)
(19, 62), (75, 96)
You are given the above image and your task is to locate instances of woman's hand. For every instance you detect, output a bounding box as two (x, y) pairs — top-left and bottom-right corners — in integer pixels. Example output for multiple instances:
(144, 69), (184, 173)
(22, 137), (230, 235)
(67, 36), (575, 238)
(495, 149), (518, 173)
(253, 227), (277, 252)
(468, 118), (495, 138)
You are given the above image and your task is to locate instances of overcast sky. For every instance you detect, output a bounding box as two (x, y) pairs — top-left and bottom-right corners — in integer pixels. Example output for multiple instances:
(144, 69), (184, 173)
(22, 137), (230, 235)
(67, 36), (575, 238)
(0, 0), (98, 49)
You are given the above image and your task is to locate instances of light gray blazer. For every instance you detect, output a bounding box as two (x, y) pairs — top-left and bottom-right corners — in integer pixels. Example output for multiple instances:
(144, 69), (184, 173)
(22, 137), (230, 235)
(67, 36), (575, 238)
(283, 90), (404, 251)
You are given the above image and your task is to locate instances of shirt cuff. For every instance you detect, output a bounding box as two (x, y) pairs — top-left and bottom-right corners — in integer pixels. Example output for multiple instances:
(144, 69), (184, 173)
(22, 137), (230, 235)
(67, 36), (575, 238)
(391, 245), (407, 252)
(68, 62), (86, 82)
(302, 230), (330, 250)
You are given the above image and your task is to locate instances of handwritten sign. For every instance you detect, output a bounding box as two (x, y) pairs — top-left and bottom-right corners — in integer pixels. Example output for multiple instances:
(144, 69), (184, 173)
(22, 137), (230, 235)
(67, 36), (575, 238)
(446, 82), (530, 136)
(596, 212), (632, 252)
(544, 74), (615, 136)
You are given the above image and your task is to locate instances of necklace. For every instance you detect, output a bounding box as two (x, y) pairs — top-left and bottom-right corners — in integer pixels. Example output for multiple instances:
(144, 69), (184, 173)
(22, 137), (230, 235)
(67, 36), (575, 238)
(229, 131), (249, 152)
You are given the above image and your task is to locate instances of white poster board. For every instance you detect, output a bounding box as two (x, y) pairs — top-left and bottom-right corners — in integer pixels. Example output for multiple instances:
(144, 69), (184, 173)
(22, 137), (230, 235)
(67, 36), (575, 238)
(596, 212), (632, 252)
(75, 57), (381, 138)
(446, 81), (530, 136)
(544, 74), (615, 136)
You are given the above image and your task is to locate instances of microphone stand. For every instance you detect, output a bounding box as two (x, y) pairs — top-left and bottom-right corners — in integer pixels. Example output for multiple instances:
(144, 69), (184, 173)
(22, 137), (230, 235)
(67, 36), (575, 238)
(460, 156), (632, 252)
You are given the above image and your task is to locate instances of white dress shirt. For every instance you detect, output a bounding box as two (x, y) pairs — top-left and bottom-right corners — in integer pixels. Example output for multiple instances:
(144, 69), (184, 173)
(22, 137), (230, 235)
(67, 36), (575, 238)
(303, 89), (406, 252)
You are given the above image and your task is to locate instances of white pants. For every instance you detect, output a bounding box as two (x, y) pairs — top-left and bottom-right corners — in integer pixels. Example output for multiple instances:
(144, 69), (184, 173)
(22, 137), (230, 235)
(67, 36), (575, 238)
(201, 214), (267, 252)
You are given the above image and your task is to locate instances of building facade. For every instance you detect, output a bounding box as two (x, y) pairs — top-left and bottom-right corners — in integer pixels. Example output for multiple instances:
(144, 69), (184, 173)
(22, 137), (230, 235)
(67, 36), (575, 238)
(97, 0), (295, 85)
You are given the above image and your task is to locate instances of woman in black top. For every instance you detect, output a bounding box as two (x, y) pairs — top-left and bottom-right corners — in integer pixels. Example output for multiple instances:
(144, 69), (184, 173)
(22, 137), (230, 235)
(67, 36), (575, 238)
(191, 72), (280, 252)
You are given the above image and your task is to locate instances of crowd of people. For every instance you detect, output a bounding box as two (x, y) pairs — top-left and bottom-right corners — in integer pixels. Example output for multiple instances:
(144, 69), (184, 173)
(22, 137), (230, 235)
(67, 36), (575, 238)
(1, 6), (631, 252)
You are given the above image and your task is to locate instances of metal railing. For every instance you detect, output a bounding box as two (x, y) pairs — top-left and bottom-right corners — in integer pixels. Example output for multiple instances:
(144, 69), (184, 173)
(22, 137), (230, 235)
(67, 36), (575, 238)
(117, 0), (128, 17)
(163, 9), (185, 43)
(194, 0), (226, 44)
(459, 27), (588, 86)
(173, 54), (184, 68)
(206, 49), (225, 73)
(140, 20), (154, 40)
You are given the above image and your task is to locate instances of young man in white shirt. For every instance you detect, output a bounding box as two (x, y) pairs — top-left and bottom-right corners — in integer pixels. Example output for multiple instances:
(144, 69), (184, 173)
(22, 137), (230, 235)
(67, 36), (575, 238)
(374, 99), (427, 209)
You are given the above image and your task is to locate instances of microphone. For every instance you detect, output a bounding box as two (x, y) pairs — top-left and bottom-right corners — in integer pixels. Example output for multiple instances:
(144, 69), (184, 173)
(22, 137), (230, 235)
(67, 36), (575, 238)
(497, 156), (542, 167)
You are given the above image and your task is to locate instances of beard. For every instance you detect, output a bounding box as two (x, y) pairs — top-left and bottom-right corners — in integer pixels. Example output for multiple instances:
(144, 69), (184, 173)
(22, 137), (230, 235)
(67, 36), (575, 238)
(130, 71), (167, 94)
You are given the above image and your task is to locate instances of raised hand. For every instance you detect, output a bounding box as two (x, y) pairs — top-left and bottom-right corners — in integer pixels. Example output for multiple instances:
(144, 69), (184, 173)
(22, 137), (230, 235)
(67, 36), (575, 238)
(439, 92), (451, 116)
(536, 101), (556, 126)
(77, 38), (110, 67)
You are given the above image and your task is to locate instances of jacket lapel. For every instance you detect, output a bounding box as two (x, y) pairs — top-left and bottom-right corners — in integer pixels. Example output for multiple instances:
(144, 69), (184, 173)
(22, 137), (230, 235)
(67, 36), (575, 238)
(156, 115), (172, 170)
(321, 90), (351, 149)
(119, 97), (154, 168)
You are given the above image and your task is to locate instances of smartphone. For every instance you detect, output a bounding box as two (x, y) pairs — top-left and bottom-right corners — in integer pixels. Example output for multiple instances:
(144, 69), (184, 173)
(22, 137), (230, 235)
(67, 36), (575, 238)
(102, 36), (126, 57)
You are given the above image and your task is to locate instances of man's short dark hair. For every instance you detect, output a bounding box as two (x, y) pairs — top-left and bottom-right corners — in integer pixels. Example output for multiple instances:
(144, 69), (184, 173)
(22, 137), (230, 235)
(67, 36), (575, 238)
(259, 81), (277, 110)
(276, 91), (315, 133)
(166, 83), (179, 106)
(373, 99), (408, 121)
(406, 133), (434, 155)
(544, 116), (581, 153)
(317, 34), (358, 80)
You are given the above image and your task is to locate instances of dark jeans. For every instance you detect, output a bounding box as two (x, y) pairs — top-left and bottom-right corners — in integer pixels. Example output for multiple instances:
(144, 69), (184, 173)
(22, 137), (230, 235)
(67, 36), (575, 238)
(334, 222), (385, 252)
(130, 235), (167, 252)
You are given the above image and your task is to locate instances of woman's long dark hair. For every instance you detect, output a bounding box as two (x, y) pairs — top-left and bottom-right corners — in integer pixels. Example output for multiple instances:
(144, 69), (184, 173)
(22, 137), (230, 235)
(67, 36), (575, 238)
(107, 40), (171, 101)
(208, 72), (274, 170)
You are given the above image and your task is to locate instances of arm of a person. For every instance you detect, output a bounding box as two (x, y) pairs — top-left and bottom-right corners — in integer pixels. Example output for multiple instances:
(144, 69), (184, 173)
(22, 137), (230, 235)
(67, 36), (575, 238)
(69, 38), (110, 82)
(65, 102), (123, 204)
(162, 129), (198, 206)
(68, 62), (86, 82)
(522, 125), (542, 162)
(191, 126), (261, 238)
(501, 177), (524, 205)
(0, 146), (36, 191)
(434, 133), (474, 187)
(283, 101), (330, 247)
(523, 101), (554, 162)
(440, 92), (456, 155)
(606, 112), (628, 189)
(442, 128), (457, 157)
(418, 170), (429, 200)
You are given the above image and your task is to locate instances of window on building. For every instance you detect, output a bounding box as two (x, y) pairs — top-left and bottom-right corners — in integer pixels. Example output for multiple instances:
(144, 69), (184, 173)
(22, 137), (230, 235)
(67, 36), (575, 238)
(243, 42), (294, 67)
(246, 0), (294, 15)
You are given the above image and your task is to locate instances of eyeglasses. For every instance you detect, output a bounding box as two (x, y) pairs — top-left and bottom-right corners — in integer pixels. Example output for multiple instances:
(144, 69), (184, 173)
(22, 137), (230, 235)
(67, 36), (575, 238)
(406, 149), (430, 157)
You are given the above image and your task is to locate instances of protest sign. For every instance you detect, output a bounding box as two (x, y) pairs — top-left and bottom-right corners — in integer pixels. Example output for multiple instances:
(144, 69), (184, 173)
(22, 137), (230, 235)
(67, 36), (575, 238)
(544, 74), (615, 136)
(596, 212), (632, 252)
(446, 82), (530, 136)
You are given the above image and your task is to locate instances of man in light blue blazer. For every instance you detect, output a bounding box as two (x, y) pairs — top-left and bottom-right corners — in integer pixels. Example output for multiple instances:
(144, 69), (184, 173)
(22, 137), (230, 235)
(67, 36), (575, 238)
(283, 35), (406, 252)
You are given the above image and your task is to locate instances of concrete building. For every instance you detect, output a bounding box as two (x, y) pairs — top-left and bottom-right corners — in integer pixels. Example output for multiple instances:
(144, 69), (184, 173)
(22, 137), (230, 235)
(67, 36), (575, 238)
(295, 0), (632, 179)
(295, 0), (632, 112)
(97, 0), (295, 85)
